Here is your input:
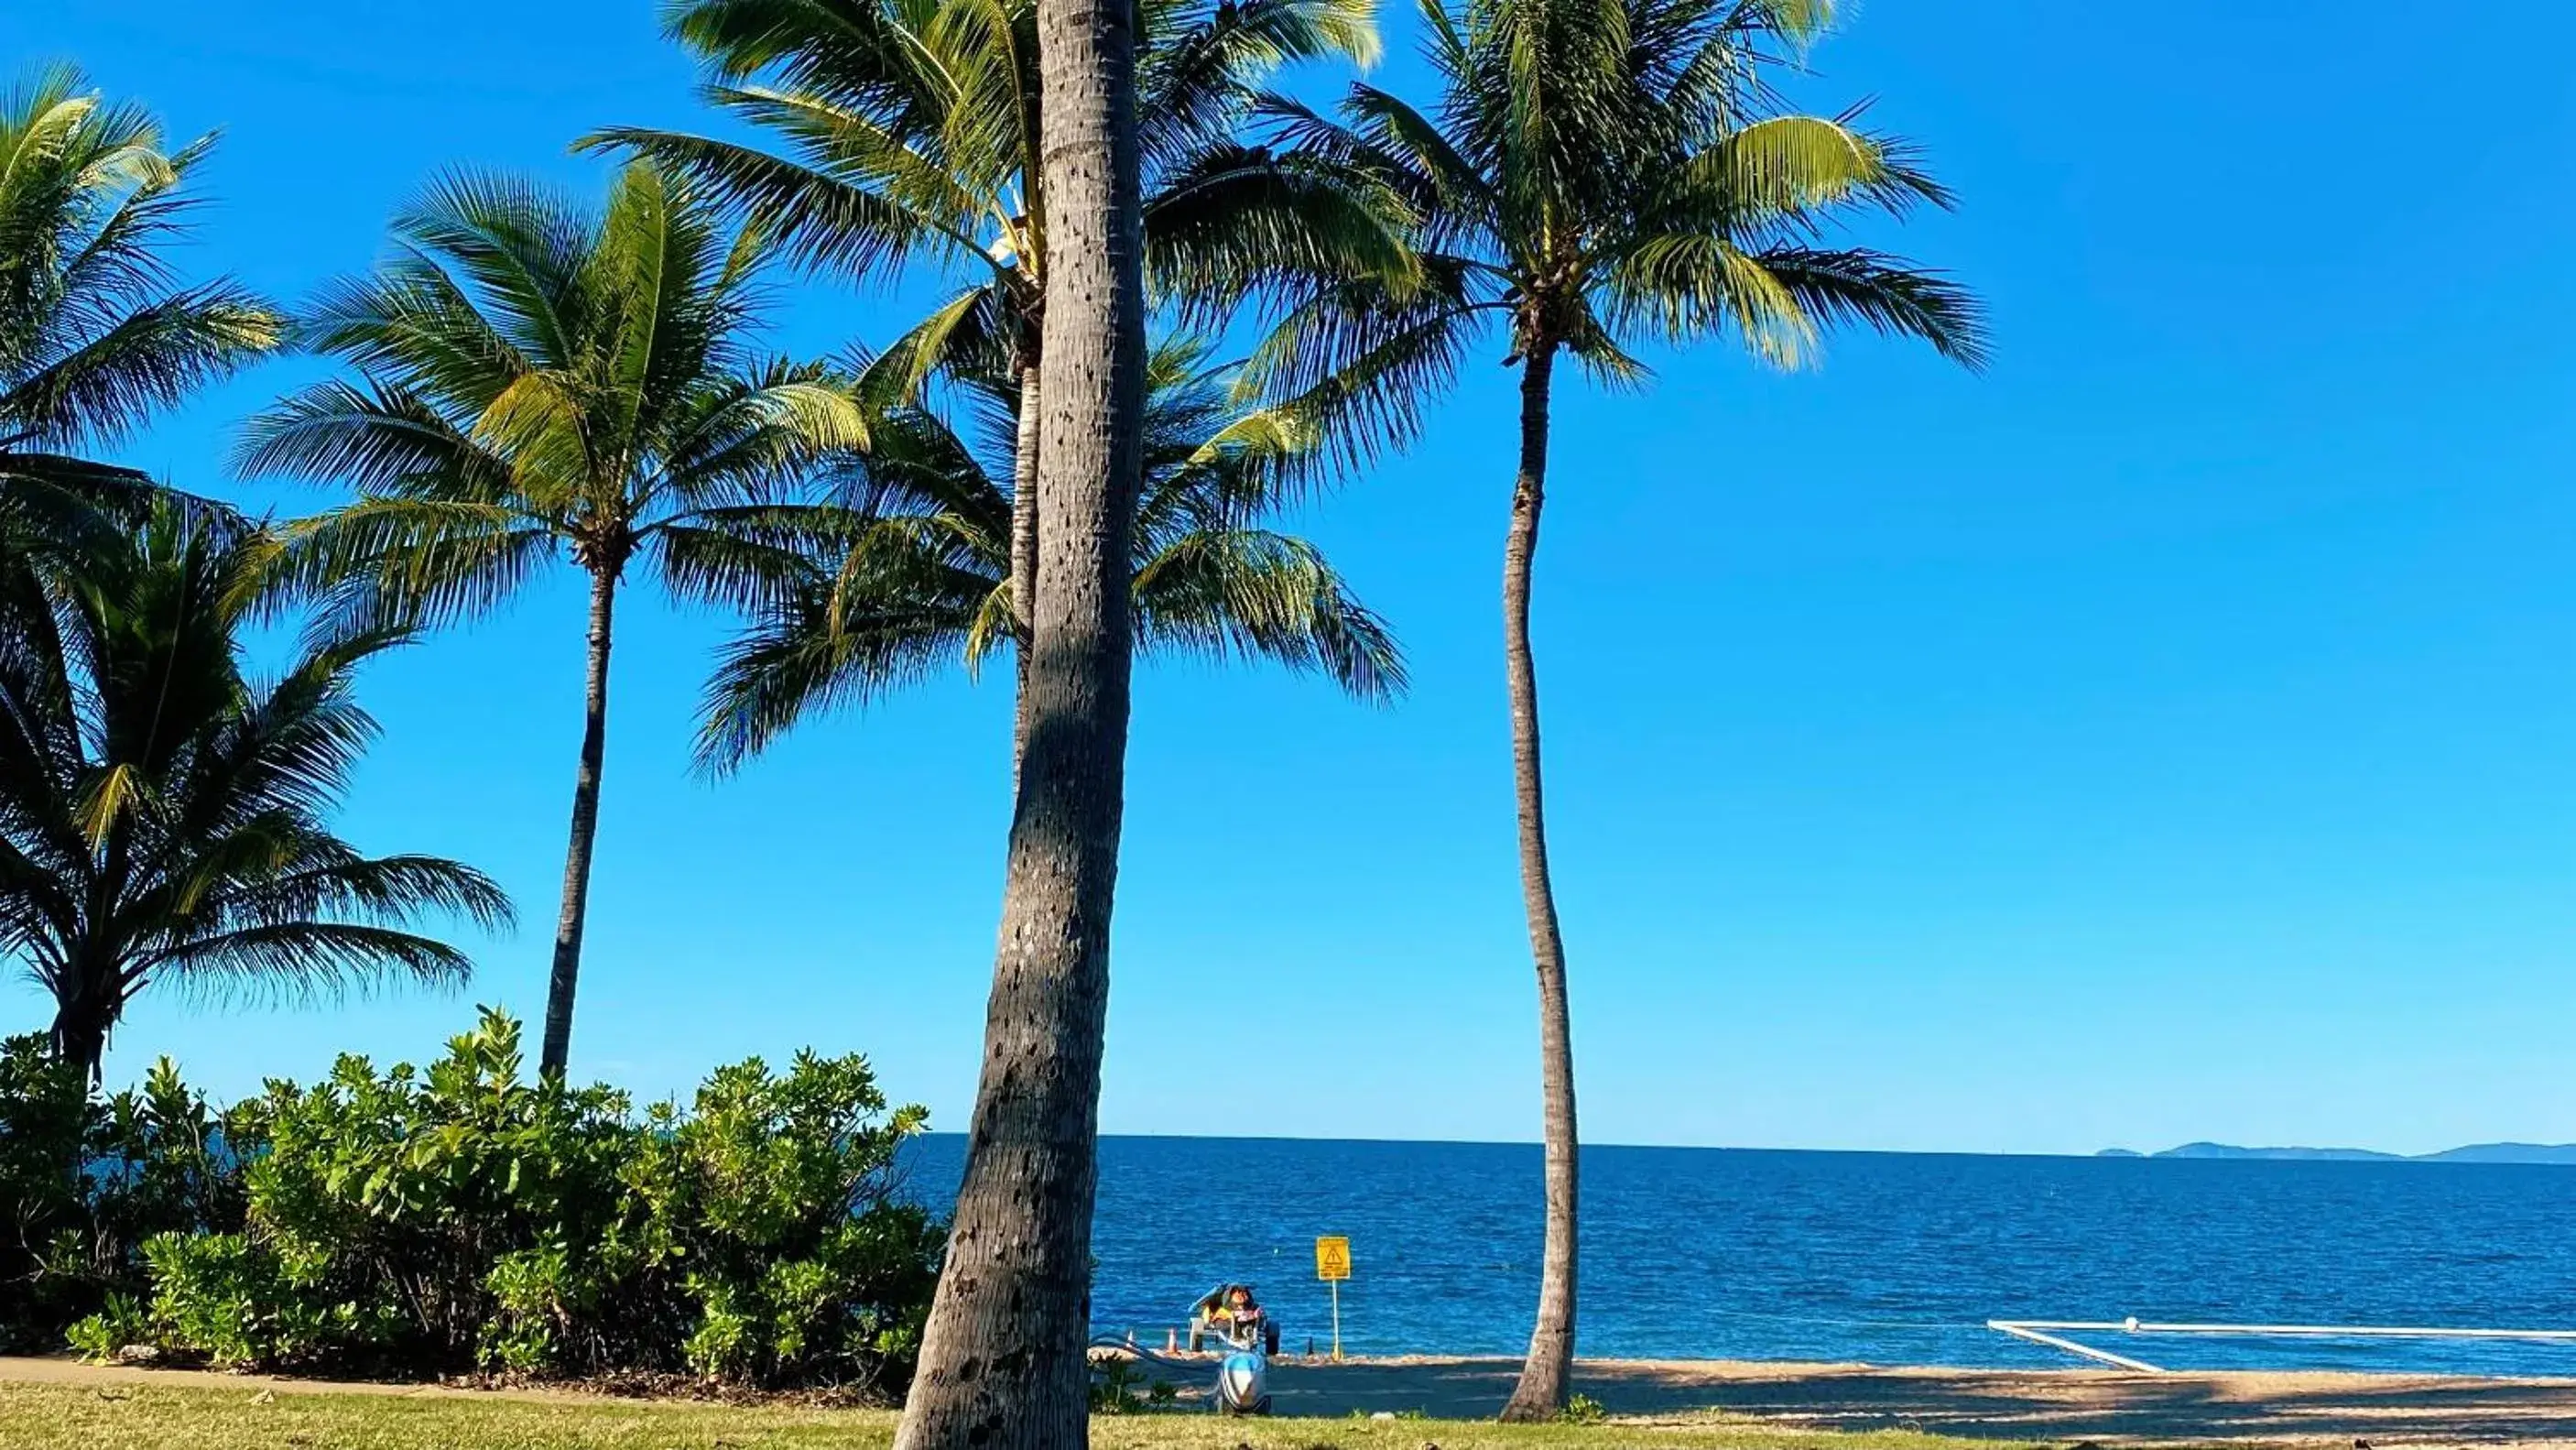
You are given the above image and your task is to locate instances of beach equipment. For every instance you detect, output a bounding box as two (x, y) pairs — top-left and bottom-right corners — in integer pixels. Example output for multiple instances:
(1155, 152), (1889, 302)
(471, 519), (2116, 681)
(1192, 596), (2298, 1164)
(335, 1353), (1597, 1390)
(1093, 1294), (1274, 1416)
(1187, 1285), (1276, 1414)
(1213, 1340), (1271, 1415)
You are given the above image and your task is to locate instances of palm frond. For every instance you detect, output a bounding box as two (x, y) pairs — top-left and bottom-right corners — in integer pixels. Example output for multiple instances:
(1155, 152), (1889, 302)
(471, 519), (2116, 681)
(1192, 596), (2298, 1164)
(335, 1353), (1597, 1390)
(1133, 528), (1405, 700)
(696, 579), (972, 770)
(1745, 244), (1989, 369)
(651, 503), (860, 612)
(1236, 259), (1494, 464)
(147, 922), (479, 1005)
(275, 500), (558, 634)
(1, 284), (279, 450)
(0, 64), (277, 459)
(1146, 141), (1420, 326)
(1607, 228), (1816, 363)
(1143, 0), (1382, 164)
(234, 378), (516, 499)
(1688, 113), (1893, 218)
(854, 283), (1020, 408)
(579, 124), (970, 284)
(392, 169), (597, 369)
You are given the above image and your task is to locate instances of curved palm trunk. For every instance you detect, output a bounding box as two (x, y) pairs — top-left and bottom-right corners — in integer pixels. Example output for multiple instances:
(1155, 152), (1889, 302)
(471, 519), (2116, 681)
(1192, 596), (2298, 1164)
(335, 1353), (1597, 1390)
(1500, 343), (1579, 1423)
(539, 567), (617, 1079)
(1009, 354), (1043, 784)
(893, 1), (1146, 1443)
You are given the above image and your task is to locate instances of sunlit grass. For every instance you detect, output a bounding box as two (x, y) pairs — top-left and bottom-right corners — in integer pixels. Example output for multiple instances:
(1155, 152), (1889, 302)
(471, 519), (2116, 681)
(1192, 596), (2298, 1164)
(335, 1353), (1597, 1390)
(0, 1380), (2000, 1450)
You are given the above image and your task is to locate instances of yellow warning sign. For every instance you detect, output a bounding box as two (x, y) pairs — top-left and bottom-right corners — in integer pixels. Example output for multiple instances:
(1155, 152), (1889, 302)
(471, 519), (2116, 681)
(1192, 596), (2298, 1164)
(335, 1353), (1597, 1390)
(1315, 1235), (1352, 1281)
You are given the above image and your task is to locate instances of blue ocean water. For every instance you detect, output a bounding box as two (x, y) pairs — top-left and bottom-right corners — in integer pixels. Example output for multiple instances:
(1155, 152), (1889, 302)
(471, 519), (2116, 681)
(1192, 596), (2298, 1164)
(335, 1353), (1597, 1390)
(897, 1136), (2576, 1377)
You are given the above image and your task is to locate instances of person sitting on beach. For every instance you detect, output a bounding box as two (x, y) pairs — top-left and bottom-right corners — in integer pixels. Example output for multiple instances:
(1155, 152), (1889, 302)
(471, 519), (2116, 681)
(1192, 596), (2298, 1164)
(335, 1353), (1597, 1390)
(1192, 1284), (1279, 1354)
(1220, 1286), (1278, 1355)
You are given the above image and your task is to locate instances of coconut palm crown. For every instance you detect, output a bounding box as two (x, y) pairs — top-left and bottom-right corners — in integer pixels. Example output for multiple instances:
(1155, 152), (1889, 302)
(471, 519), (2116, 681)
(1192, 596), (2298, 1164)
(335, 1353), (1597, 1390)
(235, 160), (869, 1077)
(0, 64), (278, 542)
(0, 501), (511, 1079)
(699, 337), (1404, 768)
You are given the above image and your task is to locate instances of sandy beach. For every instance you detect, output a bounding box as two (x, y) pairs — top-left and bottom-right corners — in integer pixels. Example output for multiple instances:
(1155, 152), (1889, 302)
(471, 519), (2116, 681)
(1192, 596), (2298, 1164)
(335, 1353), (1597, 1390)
(1240, 1354), (2576, 1442)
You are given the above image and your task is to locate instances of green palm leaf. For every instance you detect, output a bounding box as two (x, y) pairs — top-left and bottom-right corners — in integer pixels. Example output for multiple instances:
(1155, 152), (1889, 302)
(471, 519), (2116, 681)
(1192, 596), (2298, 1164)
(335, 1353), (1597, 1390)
(1133, 528), (1404, 700)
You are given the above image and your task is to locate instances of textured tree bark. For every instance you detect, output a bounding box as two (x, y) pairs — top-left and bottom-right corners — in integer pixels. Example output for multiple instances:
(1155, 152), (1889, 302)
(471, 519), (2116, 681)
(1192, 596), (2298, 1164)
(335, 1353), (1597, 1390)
(892, 0), (1145, 1440)
(1500, 343), (1580, 1423)
(49, 987), (112, 1083)
(1009, 354), (1043, 786)
(539, 566), (617, 1079)
(54, 840), (131, 1081)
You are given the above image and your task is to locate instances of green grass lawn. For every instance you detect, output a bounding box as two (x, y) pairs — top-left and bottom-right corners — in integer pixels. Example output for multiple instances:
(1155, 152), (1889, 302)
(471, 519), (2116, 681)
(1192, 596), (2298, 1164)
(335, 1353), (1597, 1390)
(0, 1381), (1998, 1450)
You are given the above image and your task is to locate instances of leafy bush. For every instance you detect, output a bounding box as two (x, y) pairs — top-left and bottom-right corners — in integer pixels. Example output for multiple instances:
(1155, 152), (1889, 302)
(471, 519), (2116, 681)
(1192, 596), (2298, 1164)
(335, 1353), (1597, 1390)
(0, 1036), (92, 1348)
(84, 1009), (941, 1395)
(1560, 1392), (1610, 1424)
(0, 1036), (253, 1352)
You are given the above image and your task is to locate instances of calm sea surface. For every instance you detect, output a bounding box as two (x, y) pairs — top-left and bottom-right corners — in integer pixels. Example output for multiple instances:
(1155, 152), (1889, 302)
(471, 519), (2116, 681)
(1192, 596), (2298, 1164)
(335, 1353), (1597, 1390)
(897, 1135), (2576, 1376)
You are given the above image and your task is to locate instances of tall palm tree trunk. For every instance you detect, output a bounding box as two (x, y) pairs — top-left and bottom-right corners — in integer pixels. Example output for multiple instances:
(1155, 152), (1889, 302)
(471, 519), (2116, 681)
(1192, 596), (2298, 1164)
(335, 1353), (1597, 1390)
(49, 971), (114, 1083)
(1009, 353), (1043, 784)
(540, 566), (617, 1078)
(893, 0), (1145, 1442)
(1500, 342), (1579, 1423)
(53, 845), (131, 1082)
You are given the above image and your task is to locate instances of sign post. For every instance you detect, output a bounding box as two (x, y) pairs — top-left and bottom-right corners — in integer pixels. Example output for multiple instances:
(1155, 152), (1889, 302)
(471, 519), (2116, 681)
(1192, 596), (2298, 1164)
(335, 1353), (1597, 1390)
(1314, 1236), (1352, 1361)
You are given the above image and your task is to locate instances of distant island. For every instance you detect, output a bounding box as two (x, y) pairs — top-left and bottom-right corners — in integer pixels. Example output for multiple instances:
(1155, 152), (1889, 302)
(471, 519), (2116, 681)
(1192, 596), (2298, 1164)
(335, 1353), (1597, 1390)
(2095, 1141), (2576, 1165)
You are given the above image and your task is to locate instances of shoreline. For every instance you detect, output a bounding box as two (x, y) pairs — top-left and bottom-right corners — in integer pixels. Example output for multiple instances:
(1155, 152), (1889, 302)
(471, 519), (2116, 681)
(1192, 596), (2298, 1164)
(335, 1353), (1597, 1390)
(1256, 1354), (2576, 1437)
(16, 1352), (2576, 1443)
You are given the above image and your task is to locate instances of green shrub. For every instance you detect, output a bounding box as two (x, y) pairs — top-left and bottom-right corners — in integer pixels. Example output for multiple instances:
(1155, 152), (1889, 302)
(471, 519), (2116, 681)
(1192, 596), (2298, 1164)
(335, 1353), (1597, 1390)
(60, 1292), (147, 1360)
(1, 1037), (253, 1352)
(125, 1230), (358, 1368)
(102, 1008), (941, 1395)
(639, 1051), (940, 1386)
(0, 1036), (92, 1350)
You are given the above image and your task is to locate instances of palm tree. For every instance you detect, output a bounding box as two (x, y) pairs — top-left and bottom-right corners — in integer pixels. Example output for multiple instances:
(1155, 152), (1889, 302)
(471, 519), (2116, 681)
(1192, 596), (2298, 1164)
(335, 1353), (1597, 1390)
(236, 162), (869, 1078)
(0, 64), (277, 598)
(585, 0), (1409, 763)
(697, 339), (1402, 767)
(888, 0), (1150, 1433)
(1255, 0), (1988, 1416)
(0, 498), (511, 1080)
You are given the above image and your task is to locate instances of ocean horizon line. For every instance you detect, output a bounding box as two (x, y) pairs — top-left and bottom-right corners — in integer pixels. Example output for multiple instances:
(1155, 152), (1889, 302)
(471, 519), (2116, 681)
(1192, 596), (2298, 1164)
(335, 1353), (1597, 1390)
(903, 1129), (2576, 1164)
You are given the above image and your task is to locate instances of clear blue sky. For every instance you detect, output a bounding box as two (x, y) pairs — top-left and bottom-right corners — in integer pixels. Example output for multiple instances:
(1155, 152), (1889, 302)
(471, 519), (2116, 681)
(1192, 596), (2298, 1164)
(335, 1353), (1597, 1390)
(13, 2), (2576, 1156)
